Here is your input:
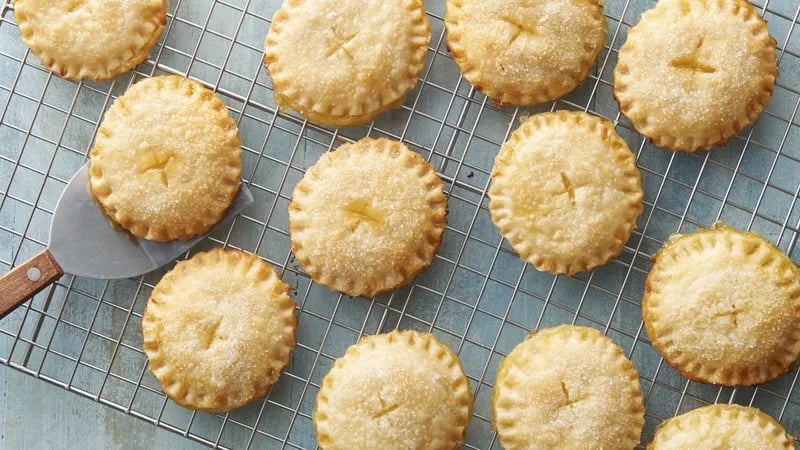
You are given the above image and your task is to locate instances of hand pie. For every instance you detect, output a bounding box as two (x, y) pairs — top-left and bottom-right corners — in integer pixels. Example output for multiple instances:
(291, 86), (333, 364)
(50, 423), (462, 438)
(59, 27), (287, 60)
(89, 76), (242, 241)
(643, 223), (800, 386)
(14, 0), (166, 81)
(314, 330), (473, 449)
(489, 111), (643, 275)
(649, 404), (794, 449)
(289, 137), (446, 297)
(614, 0), (777, 152)
(445, 0), (606, 106)
(264, 0), (430, 126)
(142, 248), (297, 412)
(493, 325), (645, 449)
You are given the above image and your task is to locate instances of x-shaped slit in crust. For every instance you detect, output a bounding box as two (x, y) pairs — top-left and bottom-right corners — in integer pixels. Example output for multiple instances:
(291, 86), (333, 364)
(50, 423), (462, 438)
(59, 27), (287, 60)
(502, 16), (538, 45)
(200, 318), (223, 349)
(325, 26), (359, 60)
(559, 172), (576, 206)
(559, 381), (587, 408)
(712, 304), (740, 328)
(670, 37), (716, 74)
(342, 199), (384, 232)
(137, 148), (177, 187)
(372, 394), (401, 419)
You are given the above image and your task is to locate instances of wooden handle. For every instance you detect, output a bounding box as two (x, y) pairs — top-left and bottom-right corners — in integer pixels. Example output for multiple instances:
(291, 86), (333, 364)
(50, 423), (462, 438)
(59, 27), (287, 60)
(0, 249), (63, 319)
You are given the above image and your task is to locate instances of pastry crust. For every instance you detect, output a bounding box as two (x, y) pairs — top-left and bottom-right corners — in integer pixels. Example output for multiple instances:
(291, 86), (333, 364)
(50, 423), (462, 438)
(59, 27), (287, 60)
(492, 325), (645, 449)
(14, 0), (166, 82)
(648, 404), (794, 449)
(288, 137), (446, 297)
(264, 0), (431, 126)
(613, 0), (777, 152)
(445, 0), (606, 106)
(643, 223), (800, 386)
(141, 248), (297, 412)
(89, 75), (242, 242)
(313, 330), (473, 450)
(488, 111), (643, 275)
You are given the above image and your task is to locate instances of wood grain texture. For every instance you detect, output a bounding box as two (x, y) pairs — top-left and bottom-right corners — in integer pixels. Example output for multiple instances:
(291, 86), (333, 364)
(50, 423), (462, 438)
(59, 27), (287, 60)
(0, 249), (63, 319)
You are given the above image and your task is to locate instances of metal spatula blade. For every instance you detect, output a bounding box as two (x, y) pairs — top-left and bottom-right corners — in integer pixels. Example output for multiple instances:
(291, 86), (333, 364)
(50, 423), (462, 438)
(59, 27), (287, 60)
(49, 164), (253, 279)
(0, 162), (254, 317)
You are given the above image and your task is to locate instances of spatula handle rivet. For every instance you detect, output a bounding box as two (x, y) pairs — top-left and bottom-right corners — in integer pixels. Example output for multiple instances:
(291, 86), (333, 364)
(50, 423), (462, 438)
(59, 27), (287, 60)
(26, 267), (42, 282)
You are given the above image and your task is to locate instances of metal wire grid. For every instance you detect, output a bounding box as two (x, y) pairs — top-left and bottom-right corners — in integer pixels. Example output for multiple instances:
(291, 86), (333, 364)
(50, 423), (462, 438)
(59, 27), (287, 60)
(0, 0), (799, 448)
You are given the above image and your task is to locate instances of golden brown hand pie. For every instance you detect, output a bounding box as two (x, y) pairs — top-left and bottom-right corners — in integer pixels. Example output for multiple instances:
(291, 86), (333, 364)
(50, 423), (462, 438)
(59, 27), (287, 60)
(142, 248), (297, 412)
(489, 111), (643, 275)
(314, 330), (473, 449)
(493, 325), (645, 449)
(445, 0), (606, 106)
(649, 404), (794, 449)
(264, 0), (430, 126)
(15, 0), (166, 81)
(614, 0), (777, 152)
(89, 75), (242, 241)
(643, 223), (800, 386)
(289, 137), (446, 297)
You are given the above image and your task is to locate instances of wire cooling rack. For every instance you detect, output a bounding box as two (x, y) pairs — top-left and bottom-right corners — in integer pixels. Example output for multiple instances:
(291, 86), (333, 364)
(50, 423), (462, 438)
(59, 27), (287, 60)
(1, 0), (800, 448)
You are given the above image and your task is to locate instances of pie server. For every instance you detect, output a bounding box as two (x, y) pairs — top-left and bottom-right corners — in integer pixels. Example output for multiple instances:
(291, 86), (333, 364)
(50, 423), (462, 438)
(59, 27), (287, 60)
(0, 162), (254, 319)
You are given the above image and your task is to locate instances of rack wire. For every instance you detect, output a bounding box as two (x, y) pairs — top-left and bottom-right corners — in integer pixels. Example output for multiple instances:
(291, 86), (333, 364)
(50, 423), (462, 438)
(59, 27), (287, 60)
(1, 0), (799, 448)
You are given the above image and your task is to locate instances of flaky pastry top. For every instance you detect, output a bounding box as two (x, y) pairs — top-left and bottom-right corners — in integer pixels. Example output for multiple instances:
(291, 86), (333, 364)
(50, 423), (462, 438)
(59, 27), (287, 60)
(649, 404), (794, 449)
(314, 330), (473, 450)
(643, 224), (800, 385)
(142, 248), (297, 412)
(489, 111), (643, 275)
(493, 325), (645, 449)
(89, 76), (241, 241)
(264, 0), (430, 126)
(614, 0), (776, 151)
(446, 0), (606, 105)
(15, 0), (166, 81)
(289, 138), (446, 297)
